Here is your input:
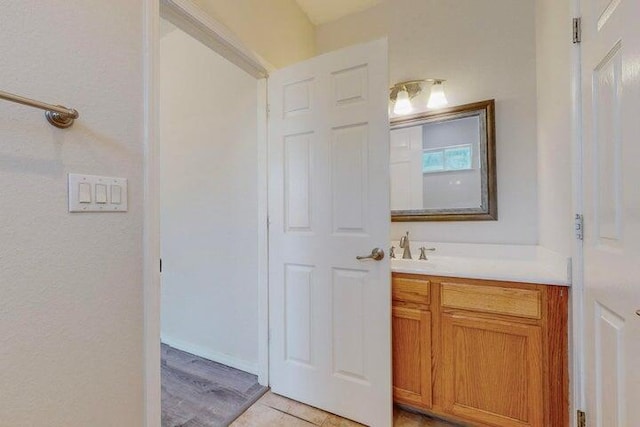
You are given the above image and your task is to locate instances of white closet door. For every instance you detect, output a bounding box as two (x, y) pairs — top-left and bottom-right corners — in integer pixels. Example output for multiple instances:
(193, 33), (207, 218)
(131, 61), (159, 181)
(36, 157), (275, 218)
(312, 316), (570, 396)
(581, 0), (640, 425)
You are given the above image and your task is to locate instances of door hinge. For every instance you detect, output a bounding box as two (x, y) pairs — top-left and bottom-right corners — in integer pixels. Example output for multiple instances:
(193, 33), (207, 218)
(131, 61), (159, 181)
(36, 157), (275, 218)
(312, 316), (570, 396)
(577, 410), (586, 427)
(573, 17), (582, 43)
(575, 214), (584, 240)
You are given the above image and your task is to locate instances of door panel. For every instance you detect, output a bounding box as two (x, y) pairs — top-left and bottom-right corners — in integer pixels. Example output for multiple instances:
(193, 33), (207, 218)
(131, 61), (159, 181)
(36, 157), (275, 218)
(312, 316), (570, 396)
(593, 41), (622, 245)
(581, 0), (640, 425)
(284, 264), (314, 367)
(269, 39), (391, 426)
(284, 133), (313, 232)
(331, 124), (368, 234)
(594, 303), (625, 425)
(332, 268), (368, 382)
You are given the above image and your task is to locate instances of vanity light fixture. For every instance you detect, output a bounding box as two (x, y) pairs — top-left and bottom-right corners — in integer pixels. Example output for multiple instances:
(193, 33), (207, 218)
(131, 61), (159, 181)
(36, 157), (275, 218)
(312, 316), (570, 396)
(390, 79), (448, 115)
(427, 80), (448, 109)
(393, 87), (413, 115)
(390, 80), (422, 115)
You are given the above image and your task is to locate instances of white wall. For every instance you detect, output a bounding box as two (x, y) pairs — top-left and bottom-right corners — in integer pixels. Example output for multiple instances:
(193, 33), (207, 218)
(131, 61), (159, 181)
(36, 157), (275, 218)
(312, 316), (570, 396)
(317, 0), (539, 245)
(0, 1), (144, 426)
(159, 23), (260, 373)
(535, 0), (573, 257)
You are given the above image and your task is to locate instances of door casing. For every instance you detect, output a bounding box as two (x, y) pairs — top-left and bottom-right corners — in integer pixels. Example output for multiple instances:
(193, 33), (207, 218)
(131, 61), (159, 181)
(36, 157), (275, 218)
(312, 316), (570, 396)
(571, 0), (586, 426)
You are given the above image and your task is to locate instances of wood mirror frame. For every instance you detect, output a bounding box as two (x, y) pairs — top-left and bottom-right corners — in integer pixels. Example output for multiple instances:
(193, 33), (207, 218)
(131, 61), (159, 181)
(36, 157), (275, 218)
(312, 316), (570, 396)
(391, 100), (497, 222)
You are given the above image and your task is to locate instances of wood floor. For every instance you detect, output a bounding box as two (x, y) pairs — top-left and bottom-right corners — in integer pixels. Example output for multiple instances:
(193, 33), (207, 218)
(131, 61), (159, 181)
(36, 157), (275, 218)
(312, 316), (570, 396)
(161, 343), (458, 426)
(161, 344), (268, 426)
(232, 391), (458, 427)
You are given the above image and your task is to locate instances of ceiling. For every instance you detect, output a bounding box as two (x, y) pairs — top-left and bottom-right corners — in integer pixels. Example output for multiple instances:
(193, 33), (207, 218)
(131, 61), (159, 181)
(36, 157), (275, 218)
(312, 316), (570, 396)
(294, 0), (383, 25)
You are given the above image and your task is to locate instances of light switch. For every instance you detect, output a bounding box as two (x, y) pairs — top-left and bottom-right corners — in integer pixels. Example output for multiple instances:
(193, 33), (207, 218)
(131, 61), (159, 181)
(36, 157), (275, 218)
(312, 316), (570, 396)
(78, 182), (91, 203)
(96, 184), (108, 204)
(68, 174), (128, 212)
(111, 185), (122, 204)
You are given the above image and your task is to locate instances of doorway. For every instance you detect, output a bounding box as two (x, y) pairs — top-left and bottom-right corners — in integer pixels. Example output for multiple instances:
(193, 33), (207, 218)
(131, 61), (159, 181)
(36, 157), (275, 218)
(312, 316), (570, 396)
(155, 2), (270, 425)
(159, 17), (262, 377)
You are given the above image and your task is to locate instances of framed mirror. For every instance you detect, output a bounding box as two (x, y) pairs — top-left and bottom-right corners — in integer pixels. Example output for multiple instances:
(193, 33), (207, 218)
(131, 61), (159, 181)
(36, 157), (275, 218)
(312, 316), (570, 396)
(390, 100), (497, 221)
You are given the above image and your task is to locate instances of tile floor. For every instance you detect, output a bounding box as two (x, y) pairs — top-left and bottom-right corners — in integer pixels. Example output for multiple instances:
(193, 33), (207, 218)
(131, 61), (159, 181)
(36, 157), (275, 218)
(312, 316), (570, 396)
(231, 391), (458, 427)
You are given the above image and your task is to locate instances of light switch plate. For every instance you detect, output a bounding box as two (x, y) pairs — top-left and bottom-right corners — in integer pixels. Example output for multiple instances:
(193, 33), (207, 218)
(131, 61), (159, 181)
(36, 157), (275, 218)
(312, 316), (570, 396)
(68, 174), (128, 212)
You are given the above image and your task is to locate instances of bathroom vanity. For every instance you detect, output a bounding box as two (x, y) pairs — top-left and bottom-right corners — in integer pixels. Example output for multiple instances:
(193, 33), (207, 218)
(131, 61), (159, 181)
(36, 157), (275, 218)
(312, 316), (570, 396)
(391, 249), (569, 427)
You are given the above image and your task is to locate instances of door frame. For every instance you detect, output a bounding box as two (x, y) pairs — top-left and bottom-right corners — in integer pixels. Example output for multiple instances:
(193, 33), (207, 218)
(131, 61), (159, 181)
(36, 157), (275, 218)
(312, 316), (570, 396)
(143, 1), (272, 425)
(570, 0), (585, 425)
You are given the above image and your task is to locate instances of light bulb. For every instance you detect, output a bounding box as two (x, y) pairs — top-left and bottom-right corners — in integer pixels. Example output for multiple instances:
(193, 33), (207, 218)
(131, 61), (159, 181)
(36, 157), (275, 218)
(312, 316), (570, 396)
(393, 88), (413, 115)
(427, 81), (448, 109)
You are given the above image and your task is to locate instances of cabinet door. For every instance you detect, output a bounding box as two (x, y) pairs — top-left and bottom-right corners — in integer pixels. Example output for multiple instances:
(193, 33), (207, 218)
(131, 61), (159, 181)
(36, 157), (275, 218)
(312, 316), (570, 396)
(392, 306), (432, 409)
(441, 313), (543, 427)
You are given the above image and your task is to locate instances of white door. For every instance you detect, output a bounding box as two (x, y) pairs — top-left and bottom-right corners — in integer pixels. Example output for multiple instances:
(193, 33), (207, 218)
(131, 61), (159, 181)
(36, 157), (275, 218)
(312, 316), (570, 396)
(390, 126), (423, 210)
(581, 0), (640, 425)
(268, 39), (391, 426)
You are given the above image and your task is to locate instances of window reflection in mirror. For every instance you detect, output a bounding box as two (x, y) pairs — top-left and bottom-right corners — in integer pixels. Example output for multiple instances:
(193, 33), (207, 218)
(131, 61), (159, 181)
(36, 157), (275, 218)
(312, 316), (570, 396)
(391, 100), (497, 221)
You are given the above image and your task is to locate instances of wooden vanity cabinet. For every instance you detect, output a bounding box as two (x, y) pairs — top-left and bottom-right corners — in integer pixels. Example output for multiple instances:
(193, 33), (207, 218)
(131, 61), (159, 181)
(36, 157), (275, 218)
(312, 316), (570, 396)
(392, 276), (433, 409)
(392, 273), (569, 427)
(441, 312), (544, 427)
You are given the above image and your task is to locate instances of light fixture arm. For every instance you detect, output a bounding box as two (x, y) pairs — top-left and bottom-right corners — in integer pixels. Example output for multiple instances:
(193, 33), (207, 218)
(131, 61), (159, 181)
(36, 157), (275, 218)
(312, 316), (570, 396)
(390, 78), (448, 115)
(389, 78), (446, 102)
(389, 80), (423, 102)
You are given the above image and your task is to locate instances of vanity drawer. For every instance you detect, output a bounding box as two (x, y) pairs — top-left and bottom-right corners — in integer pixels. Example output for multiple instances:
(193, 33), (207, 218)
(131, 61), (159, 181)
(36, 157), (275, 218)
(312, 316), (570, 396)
(440, 282), (542, 320)
(393, 277), (431, 305)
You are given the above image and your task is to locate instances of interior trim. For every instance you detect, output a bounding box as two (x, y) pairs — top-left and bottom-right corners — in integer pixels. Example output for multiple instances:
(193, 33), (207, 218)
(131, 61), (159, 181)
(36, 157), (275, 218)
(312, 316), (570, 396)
(160, 0), (273, 79)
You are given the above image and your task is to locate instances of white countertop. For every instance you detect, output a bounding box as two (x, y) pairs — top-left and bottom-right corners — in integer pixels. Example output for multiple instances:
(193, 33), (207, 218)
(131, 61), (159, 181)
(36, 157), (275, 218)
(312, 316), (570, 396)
(390, 242), (571, 286)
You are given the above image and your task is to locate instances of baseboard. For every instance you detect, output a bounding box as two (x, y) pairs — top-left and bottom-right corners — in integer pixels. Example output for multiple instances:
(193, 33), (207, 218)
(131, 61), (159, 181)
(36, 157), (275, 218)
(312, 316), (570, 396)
(161, 334), (259, 375)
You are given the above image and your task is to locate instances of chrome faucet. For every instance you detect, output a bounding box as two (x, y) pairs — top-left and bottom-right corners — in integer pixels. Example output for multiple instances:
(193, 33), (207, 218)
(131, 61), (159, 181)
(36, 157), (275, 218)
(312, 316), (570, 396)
(399, 231), (412, 259)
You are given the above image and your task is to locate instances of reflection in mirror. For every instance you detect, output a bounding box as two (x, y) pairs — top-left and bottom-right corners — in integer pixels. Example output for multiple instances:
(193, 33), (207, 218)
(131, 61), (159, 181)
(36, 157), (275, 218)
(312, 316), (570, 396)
(391, 100), (497, 221)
